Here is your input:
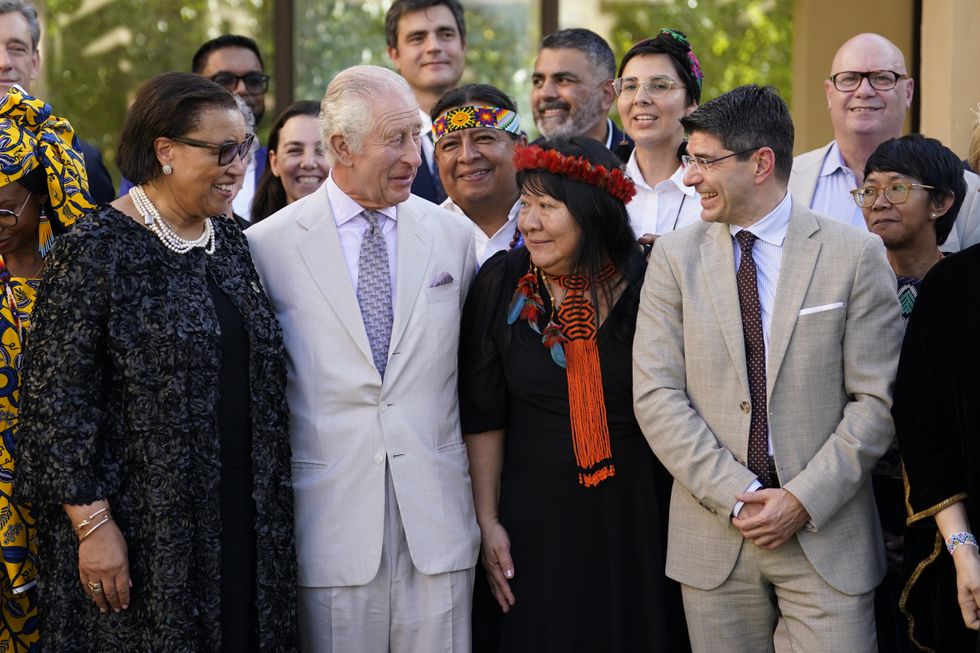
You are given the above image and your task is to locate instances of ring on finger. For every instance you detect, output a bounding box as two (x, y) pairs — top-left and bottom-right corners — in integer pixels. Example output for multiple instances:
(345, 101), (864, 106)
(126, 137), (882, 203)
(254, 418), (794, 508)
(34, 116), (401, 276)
(87, 580), (104, 593)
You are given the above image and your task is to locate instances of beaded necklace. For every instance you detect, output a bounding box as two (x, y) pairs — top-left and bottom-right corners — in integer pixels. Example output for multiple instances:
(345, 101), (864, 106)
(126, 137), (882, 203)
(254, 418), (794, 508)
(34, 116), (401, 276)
(129, 185), (216, 255)
(0, 260), (36, 345)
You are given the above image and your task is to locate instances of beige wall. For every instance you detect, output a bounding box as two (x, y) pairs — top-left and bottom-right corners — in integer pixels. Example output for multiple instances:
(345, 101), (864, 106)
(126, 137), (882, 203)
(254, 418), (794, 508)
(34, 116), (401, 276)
(920, 0), (980, 159)
(791, 0), (915, 154)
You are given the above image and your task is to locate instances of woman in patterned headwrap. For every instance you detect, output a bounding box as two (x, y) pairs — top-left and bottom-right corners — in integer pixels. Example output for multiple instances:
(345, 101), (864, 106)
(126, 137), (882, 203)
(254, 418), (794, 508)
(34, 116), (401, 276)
(0, 84), (93, 652)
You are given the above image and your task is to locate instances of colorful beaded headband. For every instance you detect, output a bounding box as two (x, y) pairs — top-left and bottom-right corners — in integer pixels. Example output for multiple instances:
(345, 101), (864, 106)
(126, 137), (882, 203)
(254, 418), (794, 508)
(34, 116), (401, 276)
(512, 144), (637, 204)
(432, 105), (521, 143)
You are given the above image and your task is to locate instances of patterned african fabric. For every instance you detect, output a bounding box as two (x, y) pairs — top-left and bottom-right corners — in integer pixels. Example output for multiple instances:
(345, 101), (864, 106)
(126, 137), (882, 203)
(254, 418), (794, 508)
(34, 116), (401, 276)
(0, 273), (39, 652)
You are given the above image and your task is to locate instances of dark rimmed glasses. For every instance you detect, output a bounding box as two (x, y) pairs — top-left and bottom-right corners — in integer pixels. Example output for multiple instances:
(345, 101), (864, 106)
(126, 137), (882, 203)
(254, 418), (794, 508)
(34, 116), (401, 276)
(0, 192), (32, 227)
(828, 70), (908, 92)
(681, 147), (761, 173)
(171, 133), (256, 166)
(850, 183), (934, 208)
(209, 72), (270, 95)
(613, 76), (682, 98)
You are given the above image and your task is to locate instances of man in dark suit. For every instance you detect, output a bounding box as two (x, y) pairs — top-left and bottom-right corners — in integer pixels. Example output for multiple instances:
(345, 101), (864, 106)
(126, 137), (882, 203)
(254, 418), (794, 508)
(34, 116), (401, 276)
(531, 28), (631, 159)
(385, 0), (466, 204)
(1, 0), (114, 204)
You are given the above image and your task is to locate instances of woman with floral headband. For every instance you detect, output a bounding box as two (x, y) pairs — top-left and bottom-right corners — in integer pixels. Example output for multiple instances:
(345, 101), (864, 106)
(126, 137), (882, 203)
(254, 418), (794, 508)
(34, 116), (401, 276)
(0, 84), (93, 652)
(460, 137), (688, 651)
(615, 29), (703, 242)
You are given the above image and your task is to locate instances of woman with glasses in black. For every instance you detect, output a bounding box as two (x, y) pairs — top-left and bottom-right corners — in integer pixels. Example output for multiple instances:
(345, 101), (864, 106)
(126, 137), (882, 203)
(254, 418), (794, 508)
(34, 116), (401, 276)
(16, 72), (299, 652)
(851, 134), (966, 652)
(614, 29), (703, 244)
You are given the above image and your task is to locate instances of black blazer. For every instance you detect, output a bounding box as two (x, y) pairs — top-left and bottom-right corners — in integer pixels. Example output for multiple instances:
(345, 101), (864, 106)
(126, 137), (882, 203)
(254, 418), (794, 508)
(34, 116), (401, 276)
(76, 138), (115, 205)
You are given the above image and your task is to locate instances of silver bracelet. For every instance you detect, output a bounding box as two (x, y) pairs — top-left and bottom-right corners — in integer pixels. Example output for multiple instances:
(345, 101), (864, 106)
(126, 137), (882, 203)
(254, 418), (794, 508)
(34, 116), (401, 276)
(946, 531), (978, 554)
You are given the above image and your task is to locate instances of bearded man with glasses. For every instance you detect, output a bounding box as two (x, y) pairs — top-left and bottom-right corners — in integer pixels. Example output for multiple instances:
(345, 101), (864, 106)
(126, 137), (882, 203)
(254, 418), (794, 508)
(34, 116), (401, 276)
(788, 32), (980, 252)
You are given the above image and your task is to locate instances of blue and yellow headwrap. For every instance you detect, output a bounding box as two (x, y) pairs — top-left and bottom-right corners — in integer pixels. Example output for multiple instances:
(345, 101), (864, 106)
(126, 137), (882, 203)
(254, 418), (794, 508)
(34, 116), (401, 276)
(432, 105), (522, 144)
(0, 85), (93, 255)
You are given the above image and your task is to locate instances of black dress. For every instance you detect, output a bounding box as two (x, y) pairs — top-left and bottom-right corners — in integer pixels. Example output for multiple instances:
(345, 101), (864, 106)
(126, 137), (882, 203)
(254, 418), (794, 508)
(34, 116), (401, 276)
(16, 207), (298, 651)
(460, 248), (687, 653)
(893, 245), (980, 653)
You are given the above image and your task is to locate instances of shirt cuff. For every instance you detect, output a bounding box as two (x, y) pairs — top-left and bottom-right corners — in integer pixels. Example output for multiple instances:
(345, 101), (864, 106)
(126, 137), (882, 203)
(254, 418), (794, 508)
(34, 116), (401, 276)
(732, 479), (763, 518)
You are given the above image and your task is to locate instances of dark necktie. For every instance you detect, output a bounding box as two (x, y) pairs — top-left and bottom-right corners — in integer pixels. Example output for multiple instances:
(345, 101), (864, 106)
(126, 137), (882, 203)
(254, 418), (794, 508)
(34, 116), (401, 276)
(735, 230), (772, 488)
(356, 210), (393, 377)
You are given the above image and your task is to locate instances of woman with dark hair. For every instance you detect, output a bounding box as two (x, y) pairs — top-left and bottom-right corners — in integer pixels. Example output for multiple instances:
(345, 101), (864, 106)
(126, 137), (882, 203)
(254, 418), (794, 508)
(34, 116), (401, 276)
(852, 134), (966, 652)
(430, 83), (526, 265)
(883, 139), (979, 649)
(15, 72), (298, 651)
(461, 137), (686, 652)
(0, 84), (92, 653)
(250, 100), (328, 223)
(614, 29), (703, 240)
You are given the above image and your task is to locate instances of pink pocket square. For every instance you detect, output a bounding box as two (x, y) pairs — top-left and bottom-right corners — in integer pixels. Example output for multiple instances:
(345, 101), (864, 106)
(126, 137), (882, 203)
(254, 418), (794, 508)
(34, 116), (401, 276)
(429, 271), (454, 288)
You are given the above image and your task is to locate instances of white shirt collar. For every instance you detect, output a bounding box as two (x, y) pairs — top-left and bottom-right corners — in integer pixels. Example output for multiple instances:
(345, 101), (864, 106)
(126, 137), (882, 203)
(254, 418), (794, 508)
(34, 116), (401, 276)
(326, 172), (398, 226)
(729, 191), (792, 247)
(625, 149), (697, 196)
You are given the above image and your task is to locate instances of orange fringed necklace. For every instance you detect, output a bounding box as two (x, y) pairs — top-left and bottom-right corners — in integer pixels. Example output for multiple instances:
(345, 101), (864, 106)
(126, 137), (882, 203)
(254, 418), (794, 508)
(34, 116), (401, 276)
(507, 261), (619, 487)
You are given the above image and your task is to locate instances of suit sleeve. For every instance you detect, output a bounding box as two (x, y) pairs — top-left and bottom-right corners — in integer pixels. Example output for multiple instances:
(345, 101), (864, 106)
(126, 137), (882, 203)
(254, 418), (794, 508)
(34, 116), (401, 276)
(633, 238), (758, 527)
(77, 139), (116, 205)
(781, 236), (902, 529)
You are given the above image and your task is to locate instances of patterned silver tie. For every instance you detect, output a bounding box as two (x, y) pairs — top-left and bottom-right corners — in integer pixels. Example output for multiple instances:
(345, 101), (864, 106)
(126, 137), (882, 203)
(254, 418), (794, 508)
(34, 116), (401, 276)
(356, 210), (393, 377)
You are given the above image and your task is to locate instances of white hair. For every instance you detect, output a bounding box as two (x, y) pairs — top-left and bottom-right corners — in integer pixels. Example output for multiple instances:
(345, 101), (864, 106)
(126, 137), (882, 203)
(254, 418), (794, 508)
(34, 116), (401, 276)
(319, 65), (416, 166)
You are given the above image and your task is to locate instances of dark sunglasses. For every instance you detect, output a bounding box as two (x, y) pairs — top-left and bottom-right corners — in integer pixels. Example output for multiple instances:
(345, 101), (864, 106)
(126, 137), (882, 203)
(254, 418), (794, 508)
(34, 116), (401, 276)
(171, 133), (256, 166)
(209, 72), (270, 94)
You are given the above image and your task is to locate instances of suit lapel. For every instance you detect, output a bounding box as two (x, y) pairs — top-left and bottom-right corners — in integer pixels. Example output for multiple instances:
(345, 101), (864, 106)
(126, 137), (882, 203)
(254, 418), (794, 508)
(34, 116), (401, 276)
(701, 223), (750, 393)
(766, 205), (820, 394)
(390, 202), (432, 354)
(296, 197), (375, 366)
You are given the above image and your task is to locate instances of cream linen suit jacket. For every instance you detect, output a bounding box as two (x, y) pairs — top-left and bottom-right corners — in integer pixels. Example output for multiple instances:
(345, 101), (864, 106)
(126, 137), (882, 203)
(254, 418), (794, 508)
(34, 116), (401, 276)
(633, 202), (903, 595)
(789, 141), (980, 252)
(246, 187), (481, 588)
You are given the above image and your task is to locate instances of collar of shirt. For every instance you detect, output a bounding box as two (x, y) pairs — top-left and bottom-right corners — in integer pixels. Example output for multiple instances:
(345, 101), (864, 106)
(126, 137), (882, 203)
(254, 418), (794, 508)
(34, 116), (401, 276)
(729, 191), (792, 247)
(419, 108), (436, 173)
(625, 149), (697, 197)
(326, 172), (399, 227)
(818, 140), (855, 179)
(603, 117), (615, 149)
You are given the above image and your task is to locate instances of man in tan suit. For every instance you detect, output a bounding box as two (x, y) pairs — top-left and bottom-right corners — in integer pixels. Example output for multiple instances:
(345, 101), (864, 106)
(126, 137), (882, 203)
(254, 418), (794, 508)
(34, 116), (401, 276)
(633, 84), (903, 651)
(246, 65), (480, 652)
(789, 32), (980, 251)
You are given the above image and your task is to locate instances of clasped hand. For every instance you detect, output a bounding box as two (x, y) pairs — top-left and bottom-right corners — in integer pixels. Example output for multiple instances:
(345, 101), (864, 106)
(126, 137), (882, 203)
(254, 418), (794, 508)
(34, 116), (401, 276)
(732, 488), (810, 549)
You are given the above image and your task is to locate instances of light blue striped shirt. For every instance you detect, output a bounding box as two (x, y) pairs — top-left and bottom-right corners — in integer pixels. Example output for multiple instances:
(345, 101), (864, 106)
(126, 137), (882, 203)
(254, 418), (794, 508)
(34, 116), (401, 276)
(810, 141), (866, 229)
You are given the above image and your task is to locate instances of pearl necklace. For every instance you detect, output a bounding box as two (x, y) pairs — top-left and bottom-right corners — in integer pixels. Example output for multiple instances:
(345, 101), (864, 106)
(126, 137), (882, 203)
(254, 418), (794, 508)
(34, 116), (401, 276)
(129, 185), (216, 255)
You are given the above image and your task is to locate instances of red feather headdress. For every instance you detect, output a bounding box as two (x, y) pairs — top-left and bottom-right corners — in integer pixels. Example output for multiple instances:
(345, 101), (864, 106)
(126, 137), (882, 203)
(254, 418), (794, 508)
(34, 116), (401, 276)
(512, 144), (637, 204)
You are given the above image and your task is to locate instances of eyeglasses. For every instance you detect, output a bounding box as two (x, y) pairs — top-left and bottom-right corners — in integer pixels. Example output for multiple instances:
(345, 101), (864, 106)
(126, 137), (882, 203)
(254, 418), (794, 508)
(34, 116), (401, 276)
(613, 76), (681, 98)
(0, 192), (32, 227)
(209, 72), (271, 94)
(171, 133), (256, 166)
(681, 147), (760, 172)
(850, 183), (934, 208)
(828, 70), (907, 92)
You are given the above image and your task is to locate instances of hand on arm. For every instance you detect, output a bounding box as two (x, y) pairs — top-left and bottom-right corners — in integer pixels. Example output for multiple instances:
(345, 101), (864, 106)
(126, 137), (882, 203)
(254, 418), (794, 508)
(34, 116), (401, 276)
(64, 501), (131, 613)
(732, 488), (811, 549)
(935, 502), (980, 630)
(465, 429), (515, 612)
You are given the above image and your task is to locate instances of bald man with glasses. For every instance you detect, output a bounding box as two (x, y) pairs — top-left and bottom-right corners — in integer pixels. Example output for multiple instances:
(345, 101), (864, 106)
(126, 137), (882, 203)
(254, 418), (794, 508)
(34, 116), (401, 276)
(789, 32), (980, 252)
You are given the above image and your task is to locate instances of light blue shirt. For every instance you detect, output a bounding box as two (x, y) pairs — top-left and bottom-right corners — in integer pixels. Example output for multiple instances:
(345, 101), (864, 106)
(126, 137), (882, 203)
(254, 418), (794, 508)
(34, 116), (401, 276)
(810, 141), (866, 229)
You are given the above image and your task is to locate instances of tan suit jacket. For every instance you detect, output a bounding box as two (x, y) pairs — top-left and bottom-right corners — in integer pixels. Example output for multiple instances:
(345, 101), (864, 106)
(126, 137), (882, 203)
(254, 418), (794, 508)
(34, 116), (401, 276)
(789, 141), (980, 252)
(246, 187), (481, 588)
(633, 201), (903, 595)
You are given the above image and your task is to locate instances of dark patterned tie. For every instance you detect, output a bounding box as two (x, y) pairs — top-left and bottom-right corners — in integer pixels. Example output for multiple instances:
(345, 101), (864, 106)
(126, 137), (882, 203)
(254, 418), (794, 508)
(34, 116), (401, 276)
(357, 210), (393, 377)
(735, 230), (772, 488)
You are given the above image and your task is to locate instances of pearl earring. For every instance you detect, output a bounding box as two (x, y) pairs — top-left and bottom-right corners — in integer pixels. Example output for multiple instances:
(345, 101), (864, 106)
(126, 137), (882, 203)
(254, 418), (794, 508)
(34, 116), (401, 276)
(162, 164), (173, 175)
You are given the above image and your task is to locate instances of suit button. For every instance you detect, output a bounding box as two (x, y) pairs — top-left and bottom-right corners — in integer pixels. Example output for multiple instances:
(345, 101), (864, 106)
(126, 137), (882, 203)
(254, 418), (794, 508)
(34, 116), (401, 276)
(373, 452), (385, 465)
(740, 401), (751, 413)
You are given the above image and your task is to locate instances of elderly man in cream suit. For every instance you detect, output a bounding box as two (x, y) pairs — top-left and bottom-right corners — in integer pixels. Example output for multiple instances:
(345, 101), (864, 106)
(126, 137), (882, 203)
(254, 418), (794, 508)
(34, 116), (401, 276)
(789, 32), (980, 251)
(633, 85), (903, 652)
(246, 65), (479, 653)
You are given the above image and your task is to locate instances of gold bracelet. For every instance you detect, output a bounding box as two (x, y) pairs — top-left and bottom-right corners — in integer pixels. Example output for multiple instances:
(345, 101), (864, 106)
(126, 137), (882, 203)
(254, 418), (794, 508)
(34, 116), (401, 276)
(73, 506), (110, 533)
(78, 515), (112, 542)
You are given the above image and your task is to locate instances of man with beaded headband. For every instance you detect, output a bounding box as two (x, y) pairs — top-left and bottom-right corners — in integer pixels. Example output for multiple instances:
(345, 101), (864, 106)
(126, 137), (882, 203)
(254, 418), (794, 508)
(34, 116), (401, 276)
(0, 83), (92, 652)
(431, 83), (526, 265)
(460, 137), (689, 651)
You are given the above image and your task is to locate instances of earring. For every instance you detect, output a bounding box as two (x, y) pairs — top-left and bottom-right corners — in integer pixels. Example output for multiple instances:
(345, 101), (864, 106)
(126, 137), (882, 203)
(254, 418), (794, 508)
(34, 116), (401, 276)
(162, 164), (173, 175)
(930, 213), (938, 219)
(38, 210), (53, 256)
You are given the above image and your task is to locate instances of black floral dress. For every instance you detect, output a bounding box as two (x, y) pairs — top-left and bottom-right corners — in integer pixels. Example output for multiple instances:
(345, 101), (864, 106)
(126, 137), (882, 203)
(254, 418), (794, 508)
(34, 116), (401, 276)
(14, 206), (299, 652)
